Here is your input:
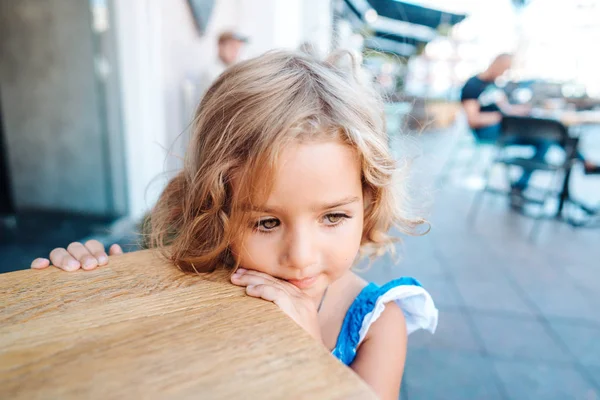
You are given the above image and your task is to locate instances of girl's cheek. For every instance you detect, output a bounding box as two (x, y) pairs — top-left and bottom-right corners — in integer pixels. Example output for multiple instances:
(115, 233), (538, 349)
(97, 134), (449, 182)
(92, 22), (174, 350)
(235, 234), (278, 272)
(328, 226), (362, 267)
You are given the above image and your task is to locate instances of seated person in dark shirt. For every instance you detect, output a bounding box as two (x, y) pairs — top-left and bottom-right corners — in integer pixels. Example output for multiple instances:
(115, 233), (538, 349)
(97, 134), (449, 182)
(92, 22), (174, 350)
(460, 54), (598, 194)
(461, 55), (524, 138)
(460, 54), (548, 193)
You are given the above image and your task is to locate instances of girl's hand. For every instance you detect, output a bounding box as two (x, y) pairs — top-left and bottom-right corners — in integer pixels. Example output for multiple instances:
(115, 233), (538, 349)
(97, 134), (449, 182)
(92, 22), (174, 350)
(230, 268), (322, 342)
(30, 240), (124, 272)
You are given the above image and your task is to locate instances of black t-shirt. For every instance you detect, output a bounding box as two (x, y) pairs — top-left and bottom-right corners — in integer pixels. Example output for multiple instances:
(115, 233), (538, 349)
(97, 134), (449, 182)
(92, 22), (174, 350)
(460, 75), (505, 113)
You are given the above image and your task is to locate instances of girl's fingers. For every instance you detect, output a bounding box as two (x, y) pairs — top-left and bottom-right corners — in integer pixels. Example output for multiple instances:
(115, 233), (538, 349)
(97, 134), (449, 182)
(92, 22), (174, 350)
(246, 284), (294, 313)
(49, 248), (81, 272)
(108, 244), (124, 256)
(66, 242), (97, 271)
(231, 271), (274, 288)
(31, 258), (50, 269)
(231, 269), (291, 294)
(243, 269), (301, 293)
(84, 240), (108, 265)
(232, 268), (286, 286)
(38, 242), (122, 273)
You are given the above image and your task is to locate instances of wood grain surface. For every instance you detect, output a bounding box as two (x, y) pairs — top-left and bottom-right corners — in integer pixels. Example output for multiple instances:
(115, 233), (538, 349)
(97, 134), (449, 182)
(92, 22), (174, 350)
(0, 250), (376, 399)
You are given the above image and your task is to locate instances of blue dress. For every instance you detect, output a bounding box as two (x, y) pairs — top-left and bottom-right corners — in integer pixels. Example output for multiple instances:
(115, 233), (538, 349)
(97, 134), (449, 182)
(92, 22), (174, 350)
(332, 277), (438, 366)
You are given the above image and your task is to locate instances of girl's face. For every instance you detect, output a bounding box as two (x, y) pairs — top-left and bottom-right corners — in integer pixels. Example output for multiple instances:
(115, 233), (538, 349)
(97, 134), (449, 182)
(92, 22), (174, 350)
(231, 140), (364, 299)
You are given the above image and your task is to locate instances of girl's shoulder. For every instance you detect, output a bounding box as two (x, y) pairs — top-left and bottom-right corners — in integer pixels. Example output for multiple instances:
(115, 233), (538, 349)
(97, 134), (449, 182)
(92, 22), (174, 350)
(332, 275), (438, 366)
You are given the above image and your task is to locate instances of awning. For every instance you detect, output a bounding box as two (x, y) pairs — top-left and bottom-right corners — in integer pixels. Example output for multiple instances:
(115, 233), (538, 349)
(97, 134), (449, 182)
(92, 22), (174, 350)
(365, 31), (428, 57)
(342, 0), (467, 55)
(372, 31), (428, 47)
(367, 0), (466, 29)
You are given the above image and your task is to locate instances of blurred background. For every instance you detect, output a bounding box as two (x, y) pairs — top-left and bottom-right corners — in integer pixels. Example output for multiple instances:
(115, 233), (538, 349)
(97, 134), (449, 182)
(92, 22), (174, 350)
(0, 0), (599, 398)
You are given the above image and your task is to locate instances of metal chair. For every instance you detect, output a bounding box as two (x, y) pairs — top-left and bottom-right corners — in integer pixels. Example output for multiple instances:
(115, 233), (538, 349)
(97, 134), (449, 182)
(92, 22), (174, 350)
(469, 116), (578, 238)
(436, 128), (496, 187)
(565, 167), (600, 228)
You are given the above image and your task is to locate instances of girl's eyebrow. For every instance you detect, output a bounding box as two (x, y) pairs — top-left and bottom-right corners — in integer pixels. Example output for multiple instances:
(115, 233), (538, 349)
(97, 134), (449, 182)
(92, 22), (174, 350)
(315, 195), (361, 211)
(247, 195), (361, 214)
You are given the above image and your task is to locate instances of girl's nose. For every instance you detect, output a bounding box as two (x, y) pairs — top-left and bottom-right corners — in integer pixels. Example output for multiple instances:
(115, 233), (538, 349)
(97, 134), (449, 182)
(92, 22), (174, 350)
(283, 227), (319, 270)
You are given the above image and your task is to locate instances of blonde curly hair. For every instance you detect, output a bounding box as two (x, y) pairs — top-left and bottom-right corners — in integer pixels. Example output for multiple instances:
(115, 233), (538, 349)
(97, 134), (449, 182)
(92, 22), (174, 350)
(148, 50), (424, 273)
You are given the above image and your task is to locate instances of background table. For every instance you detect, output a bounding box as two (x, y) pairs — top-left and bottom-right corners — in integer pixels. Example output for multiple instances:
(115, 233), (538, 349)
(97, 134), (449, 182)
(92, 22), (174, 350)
(530, 109), (600, 127)
(0, 250), (376, 399)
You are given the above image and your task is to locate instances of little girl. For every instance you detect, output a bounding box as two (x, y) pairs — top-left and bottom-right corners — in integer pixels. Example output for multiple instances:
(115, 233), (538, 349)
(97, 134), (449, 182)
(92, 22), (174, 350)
(31, 50), (437, 399)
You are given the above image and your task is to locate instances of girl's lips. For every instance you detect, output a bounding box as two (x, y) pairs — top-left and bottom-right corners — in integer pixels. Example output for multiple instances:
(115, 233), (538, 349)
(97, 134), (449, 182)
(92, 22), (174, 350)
(287, 276), (318, 289)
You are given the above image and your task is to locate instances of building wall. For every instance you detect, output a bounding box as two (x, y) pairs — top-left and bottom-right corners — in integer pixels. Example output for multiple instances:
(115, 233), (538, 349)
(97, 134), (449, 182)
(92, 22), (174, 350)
(0, 0), (113, 214)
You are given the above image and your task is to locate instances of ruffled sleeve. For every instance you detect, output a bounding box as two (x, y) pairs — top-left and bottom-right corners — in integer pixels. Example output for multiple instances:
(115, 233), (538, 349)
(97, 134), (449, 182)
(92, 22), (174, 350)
(331, 277), (438, 366)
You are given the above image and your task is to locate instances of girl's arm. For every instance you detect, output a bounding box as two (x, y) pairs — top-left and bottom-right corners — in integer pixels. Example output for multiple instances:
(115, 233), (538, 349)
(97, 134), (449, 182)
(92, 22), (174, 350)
(350, 303), (408, 400)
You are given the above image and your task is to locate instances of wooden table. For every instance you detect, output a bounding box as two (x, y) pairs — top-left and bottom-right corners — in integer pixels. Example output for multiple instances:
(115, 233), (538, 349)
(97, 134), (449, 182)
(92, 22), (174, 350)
(0, 250), (376, 399)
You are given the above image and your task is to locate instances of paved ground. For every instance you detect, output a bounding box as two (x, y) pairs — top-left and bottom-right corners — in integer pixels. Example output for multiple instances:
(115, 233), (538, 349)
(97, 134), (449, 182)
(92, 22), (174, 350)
(360, 119), (600, 400)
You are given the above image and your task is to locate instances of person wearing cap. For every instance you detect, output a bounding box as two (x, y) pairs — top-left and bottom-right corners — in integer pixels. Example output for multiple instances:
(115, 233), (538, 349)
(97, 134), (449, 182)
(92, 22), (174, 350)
(201, 31), (249, 90)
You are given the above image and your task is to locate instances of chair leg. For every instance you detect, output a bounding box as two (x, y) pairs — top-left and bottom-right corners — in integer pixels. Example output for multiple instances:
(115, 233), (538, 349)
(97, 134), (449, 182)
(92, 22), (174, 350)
(464, 145), (484, 173)
(468, 188), (485, 225)
(468, 160), (496, 224)
(529, 169), (562, 240)
(436, 137), (477, 187)
(437, 138), (469, 187)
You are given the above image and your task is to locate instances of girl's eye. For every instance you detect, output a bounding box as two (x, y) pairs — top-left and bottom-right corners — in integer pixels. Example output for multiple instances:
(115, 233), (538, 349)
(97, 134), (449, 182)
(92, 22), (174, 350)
(324, 213), (349, 226)
(255, 218), (280, 231)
